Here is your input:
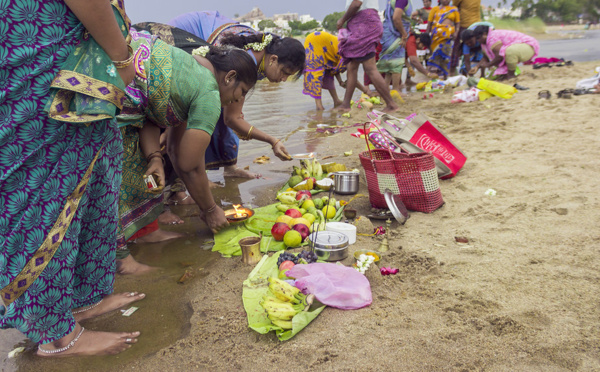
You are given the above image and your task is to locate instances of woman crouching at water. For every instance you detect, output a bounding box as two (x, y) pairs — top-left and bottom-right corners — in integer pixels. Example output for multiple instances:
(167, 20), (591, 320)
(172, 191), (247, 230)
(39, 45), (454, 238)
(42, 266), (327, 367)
(1, 0), (142, 357)
(115, 28), (258, 274)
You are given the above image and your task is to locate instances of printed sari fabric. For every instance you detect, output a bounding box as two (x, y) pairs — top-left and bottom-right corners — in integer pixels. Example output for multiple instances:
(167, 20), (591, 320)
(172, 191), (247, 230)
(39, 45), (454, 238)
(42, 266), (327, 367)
(427, 5), (460, 77)
(303, 31), (345, 99)
(338, 9), (384, 64)
(482, 29), (540, 76)
(116, 28), (221, 252)
(0, 0), (125, 344)
(378, 0), (415, 74)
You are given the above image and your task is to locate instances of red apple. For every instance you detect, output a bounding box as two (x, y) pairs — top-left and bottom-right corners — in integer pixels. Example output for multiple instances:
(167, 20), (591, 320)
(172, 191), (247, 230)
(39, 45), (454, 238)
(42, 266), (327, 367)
(284, 208), (302, 218)
(295, 190), (312, 200)
(271, 222), (291, 241)
(279, 260), (295, 271)
(292, 223), (310, 242)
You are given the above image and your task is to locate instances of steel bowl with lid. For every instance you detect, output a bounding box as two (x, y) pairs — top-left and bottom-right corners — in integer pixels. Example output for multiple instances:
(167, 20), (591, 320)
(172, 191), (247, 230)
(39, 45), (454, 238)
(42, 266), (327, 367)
(307, 231), (349, 261)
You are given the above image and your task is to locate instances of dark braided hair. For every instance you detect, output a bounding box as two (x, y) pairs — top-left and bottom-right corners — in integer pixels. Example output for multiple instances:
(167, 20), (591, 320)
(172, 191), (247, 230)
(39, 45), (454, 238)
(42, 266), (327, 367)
(203, 45), (258, 88)
(219, 33), (305, 79)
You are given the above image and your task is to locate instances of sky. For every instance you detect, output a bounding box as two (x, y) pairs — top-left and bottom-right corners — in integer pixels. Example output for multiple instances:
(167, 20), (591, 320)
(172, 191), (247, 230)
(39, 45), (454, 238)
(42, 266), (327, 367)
(125, 0), (512, 25)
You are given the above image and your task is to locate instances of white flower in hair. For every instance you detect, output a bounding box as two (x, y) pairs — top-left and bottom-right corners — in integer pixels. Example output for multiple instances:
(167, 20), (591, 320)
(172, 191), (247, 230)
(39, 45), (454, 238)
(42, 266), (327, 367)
(192, 46), (210, 57)
(243, 33), (273, 52)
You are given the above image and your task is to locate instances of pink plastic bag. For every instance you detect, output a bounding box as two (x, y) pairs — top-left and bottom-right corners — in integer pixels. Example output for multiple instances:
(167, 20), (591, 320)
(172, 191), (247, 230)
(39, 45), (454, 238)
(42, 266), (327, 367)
(287, 263), (372, 310)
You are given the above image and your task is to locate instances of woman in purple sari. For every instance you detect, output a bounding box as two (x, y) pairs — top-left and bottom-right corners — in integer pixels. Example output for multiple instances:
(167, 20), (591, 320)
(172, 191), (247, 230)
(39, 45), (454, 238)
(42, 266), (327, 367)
(336, 0), (399, 113)
(1, 0), (143, 357)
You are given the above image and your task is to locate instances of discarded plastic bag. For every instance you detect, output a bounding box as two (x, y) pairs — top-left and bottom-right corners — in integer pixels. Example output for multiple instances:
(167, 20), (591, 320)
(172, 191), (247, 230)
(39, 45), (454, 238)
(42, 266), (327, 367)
(287, 263), (372, 310)
(476, 78), (518, 99)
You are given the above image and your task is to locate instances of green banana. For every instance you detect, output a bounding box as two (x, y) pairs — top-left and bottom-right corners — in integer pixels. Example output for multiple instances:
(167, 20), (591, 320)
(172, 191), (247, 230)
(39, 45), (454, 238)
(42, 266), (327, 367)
(277, 193), (297, 205)
(300, 168), (310, 179)
(270, 318), (293, 330)
(276, 203), (294, 212)
(314, 160), (323, 178)
(293, 166), (302, 176)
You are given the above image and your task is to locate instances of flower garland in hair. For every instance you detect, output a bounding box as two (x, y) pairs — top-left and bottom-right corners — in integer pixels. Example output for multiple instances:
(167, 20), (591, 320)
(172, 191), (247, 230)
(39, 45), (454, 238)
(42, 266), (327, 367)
(244, 33), (273, 52)
(192, 46), (210, 57)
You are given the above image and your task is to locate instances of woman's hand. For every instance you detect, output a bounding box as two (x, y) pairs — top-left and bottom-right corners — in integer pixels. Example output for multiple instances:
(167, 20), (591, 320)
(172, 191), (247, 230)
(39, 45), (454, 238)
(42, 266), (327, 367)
(118, 63), (136, 87)
(201, 206), (230, 234)
(145, 157), (165, 190)
(273, 141), (292, 161)
(468, 67), (479, 76)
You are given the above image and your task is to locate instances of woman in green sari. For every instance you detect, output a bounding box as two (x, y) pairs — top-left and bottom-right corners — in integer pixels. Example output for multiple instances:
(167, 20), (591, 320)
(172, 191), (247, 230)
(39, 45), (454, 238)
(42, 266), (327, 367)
(115, 29), (258, 274)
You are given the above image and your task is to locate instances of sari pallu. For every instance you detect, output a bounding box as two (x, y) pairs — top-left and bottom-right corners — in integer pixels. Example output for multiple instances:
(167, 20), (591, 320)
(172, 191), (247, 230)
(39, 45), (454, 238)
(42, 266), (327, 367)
(378, 0), (415, 74)
(427, 6), (460, 77)
(0, 0), (126, 344)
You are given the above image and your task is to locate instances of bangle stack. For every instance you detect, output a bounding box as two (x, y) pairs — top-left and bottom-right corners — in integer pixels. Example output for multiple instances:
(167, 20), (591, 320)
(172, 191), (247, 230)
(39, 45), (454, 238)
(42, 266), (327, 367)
(146, 150), (165, 165)
(204, 204), (218, 214)
(112, 45), (134, 69)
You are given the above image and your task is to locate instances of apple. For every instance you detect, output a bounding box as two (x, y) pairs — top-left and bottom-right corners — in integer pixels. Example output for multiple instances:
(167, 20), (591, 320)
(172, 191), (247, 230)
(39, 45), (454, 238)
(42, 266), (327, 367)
(292, 223), (310, 242)
(279, 260), (295, 271)
(295, 190), (312, 200)
(284, 208), (302, 218)
(271, 222), (291, 241)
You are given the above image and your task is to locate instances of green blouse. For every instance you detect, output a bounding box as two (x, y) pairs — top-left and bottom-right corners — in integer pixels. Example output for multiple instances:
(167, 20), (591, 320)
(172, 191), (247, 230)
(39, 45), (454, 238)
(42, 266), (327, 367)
(169, 46), (221, 135)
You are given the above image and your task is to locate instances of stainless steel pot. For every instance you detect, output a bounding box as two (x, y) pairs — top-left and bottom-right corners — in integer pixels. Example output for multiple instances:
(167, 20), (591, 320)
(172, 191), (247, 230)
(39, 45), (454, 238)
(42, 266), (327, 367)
(308, 231), (349, 261)
(333, 171), (359, 195)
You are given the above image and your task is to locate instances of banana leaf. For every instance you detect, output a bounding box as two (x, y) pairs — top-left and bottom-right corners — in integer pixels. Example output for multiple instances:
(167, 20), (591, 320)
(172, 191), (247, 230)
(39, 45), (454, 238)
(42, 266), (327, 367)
(242, 252), (326, 341)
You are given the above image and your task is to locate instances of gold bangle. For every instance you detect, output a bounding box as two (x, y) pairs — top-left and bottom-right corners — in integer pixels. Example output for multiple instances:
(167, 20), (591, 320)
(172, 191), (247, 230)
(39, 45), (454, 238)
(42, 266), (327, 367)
(112, 44), (134, 69)
(246, 126), (254, 140)
(204, 203), (218, 214)
(271, 139), (281, 149)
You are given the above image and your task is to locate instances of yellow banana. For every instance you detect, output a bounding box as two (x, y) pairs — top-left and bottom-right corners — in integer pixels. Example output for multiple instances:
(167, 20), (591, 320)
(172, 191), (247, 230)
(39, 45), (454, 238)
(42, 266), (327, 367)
(270, 318), (293, 330)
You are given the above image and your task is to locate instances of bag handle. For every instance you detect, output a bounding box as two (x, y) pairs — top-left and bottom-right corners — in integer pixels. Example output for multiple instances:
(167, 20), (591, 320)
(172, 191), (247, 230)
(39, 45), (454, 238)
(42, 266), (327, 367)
(362, 121), (408, 159)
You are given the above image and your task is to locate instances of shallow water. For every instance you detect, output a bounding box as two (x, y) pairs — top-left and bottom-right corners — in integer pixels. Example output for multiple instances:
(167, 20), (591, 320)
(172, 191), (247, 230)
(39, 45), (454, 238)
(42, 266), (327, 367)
(0, 78), (360, 371)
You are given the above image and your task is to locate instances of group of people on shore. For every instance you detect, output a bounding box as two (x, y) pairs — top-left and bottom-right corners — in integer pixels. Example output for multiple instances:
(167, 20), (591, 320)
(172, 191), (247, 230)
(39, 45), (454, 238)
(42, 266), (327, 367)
(304, 0), (542, 110)
(0, 0), (552, 360)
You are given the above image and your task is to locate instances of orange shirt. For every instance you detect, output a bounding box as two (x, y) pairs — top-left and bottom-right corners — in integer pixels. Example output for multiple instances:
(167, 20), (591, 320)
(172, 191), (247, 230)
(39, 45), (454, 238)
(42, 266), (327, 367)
(453, 0), (481, 28)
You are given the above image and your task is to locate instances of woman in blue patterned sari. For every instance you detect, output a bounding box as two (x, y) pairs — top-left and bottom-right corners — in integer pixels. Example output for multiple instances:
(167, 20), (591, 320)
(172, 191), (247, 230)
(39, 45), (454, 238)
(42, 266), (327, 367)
(1, 0), (143, 357)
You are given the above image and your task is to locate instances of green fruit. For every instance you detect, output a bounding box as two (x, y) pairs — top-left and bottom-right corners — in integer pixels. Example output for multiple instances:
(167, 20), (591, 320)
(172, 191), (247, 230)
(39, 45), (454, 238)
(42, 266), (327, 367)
(288, 175), (303, 188)
(301, 199), (315, 210)
(283, 230), (302, 247)
(313, 198), (324, 209)
(302, 213), (316, 224)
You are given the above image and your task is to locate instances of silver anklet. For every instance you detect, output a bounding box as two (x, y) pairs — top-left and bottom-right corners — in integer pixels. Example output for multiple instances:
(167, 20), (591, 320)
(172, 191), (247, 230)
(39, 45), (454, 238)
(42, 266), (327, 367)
(38, 327), (85, 354)
(72, 299), (103, 314)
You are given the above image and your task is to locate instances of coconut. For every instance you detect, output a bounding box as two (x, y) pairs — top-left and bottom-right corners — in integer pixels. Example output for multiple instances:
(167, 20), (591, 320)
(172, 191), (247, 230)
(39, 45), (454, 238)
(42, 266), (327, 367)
(315, 178), (334, 191)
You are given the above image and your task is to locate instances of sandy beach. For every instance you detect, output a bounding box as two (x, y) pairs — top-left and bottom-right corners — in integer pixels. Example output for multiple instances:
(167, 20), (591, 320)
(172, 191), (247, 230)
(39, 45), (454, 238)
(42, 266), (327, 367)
(3, 54), (599, 372)
(114, 61), (600, 370)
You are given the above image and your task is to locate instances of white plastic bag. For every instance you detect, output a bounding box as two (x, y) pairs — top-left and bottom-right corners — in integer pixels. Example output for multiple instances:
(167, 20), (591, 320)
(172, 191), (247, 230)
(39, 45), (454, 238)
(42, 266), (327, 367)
(576, 67), (600, 89)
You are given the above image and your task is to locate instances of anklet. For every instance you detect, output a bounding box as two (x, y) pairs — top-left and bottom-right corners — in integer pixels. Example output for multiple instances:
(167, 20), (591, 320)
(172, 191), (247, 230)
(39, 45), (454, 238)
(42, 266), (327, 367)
(72, 299), (103, 314)
(38, 327), (85, 354)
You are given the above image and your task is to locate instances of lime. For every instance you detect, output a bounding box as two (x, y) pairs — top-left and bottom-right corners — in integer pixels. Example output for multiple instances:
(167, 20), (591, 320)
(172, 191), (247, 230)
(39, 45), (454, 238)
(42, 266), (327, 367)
(322, 205), (336, 219)
(283, 230), (302, 247)
(302, 213), (316, 225)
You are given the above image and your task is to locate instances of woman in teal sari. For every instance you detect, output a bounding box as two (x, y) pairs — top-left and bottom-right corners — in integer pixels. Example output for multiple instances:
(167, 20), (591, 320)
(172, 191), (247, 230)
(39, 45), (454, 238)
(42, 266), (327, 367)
(1, 0), (143, 357)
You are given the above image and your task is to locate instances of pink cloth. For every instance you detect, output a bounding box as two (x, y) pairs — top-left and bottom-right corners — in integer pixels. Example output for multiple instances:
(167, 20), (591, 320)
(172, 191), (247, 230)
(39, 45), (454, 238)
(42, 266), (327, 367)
(483, 29), (540, 75)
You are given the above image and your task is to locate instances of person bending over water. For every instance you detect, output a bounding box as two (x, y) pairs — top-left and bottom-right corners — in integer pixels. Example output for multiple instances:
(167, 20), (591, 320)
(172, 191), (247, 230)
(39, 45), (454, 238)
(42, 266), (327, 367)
(114, 28), (259, 274)
(0, 0), (143, 357)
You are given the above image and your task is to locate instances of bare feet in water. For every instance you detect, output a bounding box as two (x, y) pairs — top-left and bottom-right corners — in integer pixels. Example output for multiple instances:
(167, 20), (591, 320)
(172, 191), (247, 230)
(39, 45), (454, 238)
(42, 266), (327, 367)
(73, 292), (146, 322)
(158, 209), (184, 225)
(116, 255), (157, 275)
(132, 228), (183, 244)
(37, 324), (140, 357)
(335, 104), (352, 112)
(223, 165), (261, 178)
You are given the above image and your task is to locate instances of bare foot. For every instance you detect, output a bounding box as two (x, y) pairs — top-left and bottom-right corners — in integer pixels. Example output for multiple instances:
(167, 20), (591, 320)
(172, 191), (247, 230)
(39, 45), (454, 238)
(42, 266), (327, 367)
(382, 103), (400, 113)
(168, 191), (195, 205)
(223, 165), (261, 179)
(158, 209), (184, 225)
(132, 228), (183, 244)
(116, 255), (157, 275)
(335, 104), (352, 112)
(333, 100), (343, 108)
(37, 325), (140, 357)
(73, 292), (146, 322)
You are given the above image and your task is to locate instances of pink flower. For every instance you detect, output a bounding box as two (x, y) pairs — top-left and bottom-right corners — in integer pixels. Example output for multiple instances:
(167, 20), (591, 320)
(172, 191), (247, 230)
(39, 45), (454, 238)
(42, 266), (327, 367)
(380, 267), (399, 275)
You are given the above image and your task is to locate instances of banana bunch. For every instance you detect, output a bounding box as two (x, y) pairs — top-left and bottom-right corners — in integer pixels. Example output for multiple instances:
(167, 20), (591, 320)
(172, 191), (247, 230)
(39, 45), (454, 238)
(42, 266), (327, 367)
(261, 277), (312, 330)
(293, 158), (323, 179)
(276, 191), (297, 205)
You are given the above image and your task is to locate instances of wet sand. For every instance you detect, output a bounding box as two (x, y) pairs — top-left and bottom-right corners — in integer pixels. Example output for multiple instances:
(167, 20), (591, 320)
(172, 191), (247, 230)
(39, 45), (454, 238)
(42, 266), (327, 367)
(3, 62), (600, 371)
